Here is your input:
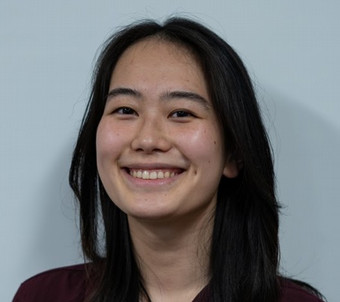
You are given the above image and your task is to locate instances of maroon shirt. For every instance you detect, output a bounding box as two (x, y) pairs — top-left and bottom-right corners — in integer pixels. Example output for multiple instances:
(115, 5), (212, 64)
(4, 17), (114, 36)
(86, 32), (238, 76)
(13, 264), (323, 302)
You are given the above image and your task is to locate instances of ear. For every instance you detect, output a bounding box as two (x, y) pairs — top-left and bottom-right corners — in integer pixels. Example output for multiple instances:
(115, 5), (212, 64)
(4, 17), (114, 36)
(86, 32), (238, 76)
(223, 157), (240, 178)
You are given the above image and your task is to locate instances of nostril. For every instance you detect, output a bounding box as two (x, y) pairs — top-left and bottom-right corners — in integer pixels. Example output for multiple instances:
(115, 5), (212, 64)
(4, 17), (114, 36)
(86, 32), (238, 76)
(131, 136), (172, 153)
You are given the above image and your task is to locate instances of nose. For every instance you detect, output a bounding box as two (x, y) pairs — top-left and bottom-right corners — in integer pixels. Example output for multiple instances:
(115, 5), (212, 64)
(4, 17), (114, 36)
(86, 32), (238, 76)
(131, 117), (171, 153)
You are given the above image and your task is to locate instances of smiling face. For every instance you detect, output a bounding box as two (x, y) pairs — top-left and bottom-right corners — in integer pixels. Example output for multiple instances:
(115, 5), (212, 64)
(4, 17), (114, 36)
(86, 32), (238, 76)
(96, 38), (238, 223)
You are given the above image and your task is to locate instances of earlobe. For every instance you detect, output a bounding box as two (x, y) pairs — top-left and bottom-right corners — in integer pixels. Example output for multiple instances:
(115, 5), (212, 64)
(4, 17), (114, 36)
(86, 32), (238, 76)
(223, 159), (239, 178)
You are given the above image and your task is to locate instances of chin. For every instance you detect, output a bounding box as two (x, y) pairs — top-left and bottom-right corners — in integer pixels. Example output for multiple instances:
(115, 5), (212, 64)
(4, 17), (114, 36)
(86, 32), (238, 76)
(125, 206), (178, 222)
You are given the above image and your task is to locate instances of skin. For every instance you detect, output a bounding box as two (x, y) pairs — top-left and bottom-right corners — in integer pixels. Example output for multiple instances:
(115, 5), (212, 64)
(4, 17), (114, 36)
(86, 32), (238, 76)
(96, 38), (238, 301)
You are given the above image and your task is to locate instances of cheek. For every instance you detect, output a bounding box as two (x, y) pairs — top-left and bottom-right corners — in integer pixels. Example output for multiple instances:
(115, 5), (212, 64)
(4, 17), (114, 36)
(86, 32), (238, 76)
(177, 124), (224, 164)
(96, 120), (124, 166)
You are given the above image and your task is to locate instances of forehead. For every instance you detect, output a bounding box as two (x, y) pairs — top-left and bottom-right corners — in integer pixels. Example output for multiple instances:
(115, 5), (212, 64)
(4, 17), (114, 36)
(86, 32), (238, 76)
(109, 38), (207, 92)
(117, 37), (197, 68)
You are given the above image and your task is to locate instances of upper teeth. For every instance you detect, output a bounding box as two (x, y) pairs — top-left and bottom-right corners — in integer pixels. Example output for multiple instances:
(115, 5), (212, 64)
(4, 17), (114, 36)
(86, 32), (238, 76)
(129, 170), (176, 179)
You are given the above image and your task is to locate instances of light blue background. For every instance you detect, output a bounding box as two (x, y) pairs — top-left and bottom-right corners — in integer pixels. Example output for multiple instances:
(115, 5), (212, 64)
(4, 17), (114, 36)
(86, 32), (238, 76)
(1, 1), (339, 301)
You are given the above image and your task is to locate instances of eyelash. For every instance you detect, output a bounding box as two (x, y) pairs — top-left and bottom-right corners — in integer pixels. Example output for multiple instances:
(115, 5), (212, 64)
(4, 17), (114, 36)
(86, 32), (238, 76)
(113, 107), (137, 115)
(169, 110), (195, 118)
(111, 107), (196, 119)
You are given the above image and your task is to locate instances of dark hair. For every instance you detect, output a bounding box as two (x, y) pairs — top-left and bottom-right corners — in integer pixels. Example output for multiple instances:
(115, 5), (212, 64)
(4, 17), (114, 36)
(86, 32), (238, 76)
(70, 17), (280, 302)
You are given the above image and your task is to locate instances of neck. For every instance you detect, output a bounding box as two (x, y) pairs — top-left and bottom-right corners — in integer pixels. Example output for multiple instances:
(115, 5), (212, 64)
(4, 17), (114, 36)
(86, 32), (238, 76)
(128, 211), (214, 302)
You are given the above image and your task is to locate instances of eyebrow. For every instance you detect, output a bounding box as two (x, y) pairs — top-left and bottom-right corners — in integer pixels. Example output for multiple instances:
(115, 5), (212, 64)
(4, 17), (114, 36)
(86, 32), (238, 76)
(106, 87), (210, 110)
(161, 91), (210, 110)
(107, 87), (141, 99)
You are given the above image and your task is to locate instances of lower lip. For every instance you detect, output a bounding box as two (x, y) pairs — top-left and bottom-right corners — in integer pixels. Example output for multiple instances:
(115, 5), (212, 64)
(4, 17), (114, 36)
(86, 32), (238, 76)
(122, 169), (183, 188)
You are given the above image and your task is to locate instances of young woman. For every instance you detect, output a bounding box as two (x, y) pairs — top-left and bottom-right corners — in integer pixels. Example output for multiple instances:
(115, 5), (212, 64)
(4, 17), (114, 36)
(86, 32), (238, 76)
(14, 17), (325, 302)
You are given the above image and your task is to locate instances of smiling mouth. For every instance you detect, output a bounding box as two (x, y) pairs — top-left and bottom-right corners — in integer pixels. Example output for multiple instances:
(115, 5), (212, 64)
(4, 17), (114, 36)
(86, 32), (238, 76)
(128, 169), (183, 180)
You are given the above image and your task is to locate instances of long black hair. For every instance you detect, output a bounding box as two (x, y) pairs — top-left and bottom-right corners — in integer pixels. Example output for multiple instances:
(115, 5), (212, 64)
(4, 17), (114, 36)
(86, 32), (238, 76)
(70, 17), (280, 302)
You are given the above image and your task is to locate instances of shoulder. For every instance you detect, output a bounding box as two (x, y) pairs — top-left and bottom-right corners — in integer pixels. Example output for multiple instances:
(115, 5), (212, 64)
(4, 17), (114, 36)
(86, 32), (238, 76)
(279, 278), (324, 302)
(13, 264), (88, 302)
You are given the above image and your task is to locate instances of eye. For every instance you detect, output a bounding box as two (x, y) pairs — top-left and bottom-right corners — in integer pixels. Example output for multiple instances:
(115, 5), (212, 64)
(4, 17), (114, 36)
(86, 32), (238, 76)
(113, 107), (137, 115)
(170, 110), (195, 118)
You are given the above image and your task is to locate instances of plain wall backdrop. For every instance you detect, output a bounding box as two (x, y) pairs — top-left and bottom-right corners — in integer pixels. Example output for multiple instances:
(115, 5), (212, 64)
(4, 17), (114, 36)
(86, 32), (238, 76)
(1, 1), (339, 301)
